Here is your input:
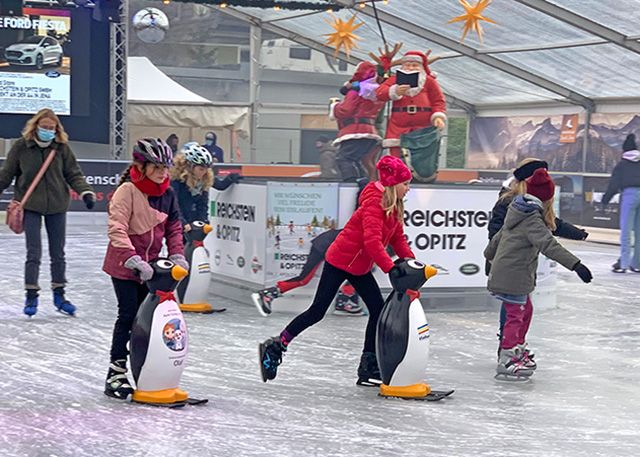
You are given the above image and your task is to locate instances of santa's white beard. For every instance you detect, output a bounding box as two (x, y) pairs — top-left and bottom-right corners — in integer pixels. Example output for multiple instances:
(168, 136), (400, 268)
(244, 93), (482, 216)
(406, 70), (427, 97)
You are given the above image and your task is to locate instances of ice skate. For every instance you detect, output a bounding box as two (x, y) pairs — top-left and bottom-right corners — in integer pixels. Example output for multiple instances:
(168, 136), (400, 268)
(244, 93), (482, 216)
(53, 287), (76, 316)
(23, 291), (39, 317)
(259, 337), (287, 382)
(334, 290), (363, 315)
(104, 359), (134, 400)
(252, 286), (280, 317)
(517, 343), (537, 370)
(495, 347), (534, 381)
(356, 351), (382, 386)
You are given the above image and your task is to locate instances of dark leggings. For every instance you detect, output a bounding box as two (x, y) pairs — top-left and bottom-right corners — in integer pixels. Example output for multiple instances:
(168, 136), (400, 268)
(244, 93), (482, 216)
(284, 262), (385, 353)
(109, 277), (149, 362)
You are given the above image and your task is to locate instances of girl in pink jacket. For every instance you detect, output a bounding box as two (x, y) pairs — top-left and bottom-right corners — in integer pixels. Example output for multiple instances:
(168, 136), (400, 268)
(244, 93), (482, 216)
(102, 138), (189, 400)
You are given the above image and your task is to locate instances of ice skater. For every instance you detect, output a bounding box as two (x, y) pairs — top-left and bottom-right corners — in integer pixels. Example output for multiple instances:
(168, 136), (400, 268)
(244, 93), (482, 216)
(102, 138), (190, 400)
(485, 168), (593, 380)
(170, 142), (240, 233)
(258, 157), (415, 386)
(488, 158), (588, 353)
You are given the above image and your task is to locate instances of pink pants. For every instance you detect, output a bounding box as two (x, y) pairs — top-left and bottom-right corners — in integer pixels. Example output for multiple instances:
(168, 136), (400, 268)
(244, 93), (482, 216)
(501, 296), (533, 349)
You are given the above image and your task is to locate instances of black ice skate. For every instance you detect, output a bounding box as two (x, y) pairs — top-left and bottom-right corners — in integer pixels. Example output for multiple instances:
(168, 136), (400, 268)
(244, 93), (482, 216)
(252, 287), (280, 317)
(104, 359), (135, 400)
(259, 337), (287, 382)
(356, 351), (382, 386)
(334, 291), (363, 315)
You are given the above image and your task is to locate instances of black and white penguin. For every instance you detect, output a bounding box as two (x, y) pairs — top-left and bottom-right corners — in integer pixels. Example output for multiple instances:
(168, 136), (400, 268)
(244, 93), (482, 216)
(376, 259), (440, 399)
(176, 221), (222, 313)
(130, 258), (191, 405)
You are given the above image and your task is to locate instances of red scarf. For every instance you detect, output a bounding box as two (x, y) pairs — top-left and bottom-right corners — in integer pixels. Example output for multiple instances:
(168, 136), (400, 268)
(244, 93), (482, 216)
(130, 165), (170, 196)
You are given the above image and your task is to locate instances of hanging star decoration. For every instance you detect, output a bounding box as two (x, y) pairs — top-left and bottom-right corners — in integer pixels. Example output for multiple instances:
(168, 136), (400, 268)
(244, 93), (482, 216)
(324, 13), (363, 56)
(448, 0), (496, 43)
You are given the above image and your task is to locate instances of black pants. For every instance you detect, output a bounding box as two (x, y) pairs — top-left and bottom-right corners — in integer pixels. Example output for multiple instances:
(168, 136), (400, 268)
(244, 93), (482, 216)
(24, 210), (66, 290)
(336, 139), (378, 182)
(284, 262), (385, 353)
(109, 278), (149, 362)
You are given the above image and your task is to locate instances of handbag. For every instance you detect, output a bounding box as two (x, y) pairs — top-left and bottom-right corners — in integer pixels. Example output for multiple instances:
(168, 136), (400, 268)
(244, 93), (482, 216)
(399, 126), (442, 183)
(6, 149), (57, 234)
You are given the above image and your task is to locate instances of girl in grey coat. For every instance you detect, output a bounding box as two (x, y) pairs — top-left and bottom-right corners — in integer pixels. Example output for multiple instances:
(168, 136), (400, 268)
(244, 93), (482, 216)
(484, 168), (592, 379)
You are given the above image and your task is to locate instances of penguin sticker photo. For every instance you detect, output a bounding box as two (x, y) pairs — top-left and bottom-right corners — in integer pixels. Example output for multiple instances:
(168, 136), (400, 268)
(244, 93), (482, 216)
(176, 221), (225, 314)
(376, 259), (454, 401)
(129, 258), (207, 407)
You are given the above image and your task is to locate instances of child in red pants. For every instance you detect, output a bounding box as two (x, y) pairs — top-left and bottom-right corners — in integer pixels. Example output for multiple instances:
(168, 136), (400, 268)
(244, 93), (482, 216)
(484, 169), (593, 380)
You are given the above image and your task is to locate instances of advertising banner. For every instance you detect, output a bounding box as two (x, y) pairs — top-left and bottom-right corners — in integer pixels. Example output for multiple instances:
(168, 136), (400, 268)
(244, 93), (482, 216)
(265, 182), (338, 283)
(0, 8), (72, 114)
(0, 158), (127, 212)
(206, 184), (267, 284)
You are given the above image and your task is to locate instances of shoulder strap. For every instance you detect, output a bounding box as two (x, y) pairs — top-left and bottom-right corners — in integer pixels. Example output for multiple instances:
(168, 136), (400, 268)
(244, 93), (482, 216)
(20, 149), (57, 206)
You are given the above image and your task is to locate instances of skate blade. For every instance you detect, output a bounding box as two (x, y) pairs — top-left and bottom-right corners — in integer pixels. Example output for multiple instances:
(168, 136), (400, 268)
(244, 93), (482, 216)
(356, 378), (382, 387)
(252, 293), (270, 317)
(333, 310), (365, 316)
(379, 389), (455, 402)
(494, 373), (532, 382)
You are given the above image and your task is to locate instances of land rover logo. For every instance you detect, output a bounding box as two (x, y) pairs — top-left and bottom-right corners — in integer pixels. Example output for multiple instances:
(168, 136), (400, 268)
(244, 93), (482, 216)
(459, 263), (480, 275)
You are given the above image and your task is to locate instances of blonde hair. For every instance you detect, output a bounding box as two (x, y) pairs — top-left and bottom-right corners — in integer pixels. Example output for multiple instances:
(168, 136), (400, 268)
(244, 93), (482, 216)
(22, 108), (69, 144)
(543, 199), (557, 231)
(170, 154), (213, 191)
(382, 185), (405, 221)
(499, 157), (543, 202)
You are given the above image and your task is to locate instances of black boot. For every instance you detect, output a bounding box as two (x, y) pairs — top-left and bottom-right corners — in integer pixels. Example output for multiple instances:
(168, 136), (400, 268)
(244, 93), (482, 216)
(104, 359), (134, 400)
(259, 337), (287, 382)
(356, 351), (381, 386)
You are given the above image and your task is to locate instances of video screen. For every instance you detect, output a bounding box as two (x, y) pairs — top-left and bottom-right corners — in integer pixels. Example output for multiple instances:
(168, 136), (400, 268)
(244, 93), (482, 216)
(0, 7), (72, 114)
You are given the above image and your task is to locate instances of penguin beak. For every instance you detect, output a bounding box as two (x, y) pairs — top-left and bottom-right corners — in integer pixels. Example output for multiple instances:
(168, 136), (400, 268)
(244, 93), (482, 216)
(171, 265), (189, 281)
(424, 265), (438, 280)
(203, 224), (213, 234)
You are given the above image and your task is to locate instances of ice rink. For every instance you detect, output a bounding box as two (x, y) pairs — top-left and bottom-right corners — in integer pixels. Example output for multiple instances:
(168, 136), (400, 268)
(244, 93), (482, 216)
(1, 226), (639, 457)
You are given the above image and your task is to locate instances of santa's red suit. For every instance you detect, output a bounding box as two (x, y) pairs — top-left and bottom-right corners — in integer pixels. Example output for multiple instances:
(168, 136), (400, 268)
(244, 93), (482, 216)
(375, 51), (446, 156)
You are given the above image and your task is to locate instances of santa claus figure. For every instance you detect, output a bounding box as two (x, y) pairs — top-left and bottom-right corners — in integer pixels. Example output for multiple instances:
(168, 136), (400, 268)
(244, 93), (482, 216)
(330, 61), (386, 181)
(376, 50), (447, 157)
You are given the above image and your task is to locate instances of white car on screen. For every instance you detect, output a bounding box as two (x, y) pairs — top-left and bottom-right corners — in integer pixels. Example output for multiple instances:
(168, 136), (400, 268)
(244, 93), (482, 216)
(5, 35), (64, 70)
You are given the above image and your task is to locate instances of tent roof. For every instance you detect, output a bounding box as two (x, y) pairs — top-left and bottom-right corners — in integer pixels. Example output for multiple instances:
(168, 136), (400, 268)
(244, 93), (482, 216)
(128, 56), (212, 105)
(220, 0), (640, 112)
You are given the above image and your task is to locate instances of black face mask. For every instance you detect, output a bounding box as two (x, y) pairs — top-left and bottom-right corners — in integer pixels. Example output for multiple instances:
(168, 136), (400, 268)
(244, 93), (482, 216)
(170, 144), (178, 153)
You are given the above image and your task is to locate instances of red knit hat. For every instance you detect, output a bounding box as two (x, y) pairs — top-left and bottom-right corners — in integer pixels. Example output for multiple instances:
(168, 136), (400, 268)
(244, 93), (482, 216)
(526, 168), (555, 202)
(377, 156), (412, 187)
(401, 51), (431, 74)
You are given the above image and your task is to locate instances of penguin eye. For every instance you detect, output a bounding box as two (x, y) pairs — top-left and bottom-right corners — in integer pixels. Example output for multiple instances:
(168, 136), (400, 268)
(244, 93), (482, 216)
(193, 221), (204, 228)
(407, 259), (425, 269)
(157, 259), (174, 270)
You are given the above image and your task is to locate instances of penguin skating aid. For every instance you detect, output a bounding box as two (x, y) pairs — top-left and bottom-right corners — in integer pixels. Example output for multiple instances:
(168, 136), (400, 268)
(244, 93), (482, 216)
(375, 259), (454, 402)
(176, 221), (226, 314)
(129, 258), (208, 407)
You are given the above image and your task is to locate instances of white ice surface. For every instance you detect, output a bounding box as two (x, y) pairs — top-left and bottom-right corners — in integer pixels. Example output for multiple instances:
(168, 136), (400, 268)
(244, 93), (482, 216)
(1, 226), (639, 457)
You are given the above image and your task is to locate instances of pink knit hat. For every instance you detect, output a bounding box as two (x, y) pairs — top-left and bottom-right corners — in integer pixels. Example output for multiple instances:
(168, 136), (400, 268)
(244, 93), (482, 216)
(526, 168), (555, 202)
(377, 156), (412, 187)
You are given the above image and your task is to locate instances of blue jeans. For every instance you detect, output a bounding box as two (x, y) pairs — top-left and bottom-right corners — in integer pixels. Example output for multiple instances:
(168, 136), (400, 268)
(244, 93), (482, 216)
(619, 187), (640, 270)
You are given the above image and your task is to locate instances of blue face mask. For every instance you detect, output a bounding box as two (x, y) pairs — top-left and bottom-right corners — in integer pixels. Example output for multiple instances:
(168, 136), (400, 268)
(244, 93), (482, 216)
(37, 127), (56, 142)
(205, 140), (214, 146)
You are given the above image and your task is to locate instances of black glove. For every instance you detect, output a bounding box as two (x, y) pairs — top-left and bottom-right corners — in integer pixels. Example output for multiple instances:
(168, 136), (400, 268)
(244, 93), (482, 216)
(83, 193), (96, 210)
(580, 228), (589, 240)
(574, 262), (592, 283)
(393, 258), (406, 266)
(228, 173), (243, 184)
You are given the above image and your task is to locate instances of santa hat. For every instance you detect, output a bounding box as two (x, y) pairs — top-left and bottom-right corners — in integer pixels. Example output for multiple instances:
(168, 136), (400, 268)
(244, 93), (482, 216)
(623, 133), (637, 152)
(526, 168), (555, 202)
(350, 61), (376, 83)
(401, 51), (430, 74)
(377, 156), (412, 187)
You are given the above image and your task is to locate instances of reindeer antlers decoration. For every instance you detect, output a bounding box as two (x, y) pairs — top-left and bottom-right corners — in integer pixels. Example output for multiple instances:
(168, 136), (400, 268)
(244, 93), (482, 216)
(368, 42), (403, 73)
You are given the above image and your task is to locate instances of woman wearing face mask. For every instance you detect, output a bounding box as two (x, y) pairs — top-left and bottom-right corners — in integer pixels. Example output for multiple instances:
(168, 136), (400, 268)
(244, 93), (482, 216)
(0, 108), (96, 317)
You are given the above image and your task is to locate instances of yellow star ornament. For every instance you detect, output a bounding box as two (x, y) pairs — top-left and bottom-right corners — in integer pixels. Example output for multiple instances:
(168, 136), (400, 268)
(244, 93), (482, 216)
(448, 0), (496, 43)
(324, 13), (363, 56)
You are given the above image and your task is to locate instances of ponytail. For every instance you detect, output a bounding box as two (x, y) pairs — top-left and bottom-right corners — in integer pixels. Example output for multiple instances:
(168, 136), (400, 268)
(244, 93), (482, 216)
(117, 164), (134, 188)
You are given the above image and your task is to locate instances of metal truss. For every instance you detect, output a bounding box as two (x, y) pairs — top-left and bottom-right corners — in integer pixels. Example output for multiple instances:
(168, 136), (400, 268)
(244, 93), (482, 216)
(110, 1), (128, 159)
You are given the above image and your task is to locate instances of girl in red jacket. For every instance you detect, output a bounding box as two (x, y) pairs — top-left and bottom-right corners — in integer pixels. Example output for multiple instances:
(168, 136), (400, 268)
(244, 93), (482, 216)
(102, 138), (189, 400)
(259, 156), (415, 386)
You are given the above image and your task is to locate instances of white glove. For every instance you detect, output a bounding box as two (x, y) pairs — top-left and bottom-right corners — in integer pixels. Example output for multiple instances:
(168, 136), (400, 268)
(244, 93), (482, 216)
(169, 254), (190, 272)
(124, 255), (154, 281)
